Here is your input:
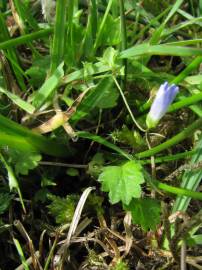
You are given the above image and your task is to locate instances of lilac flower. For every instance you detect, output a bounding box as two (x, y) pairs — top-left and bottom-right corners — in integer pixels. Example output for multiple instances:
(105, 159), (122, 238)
(146, 82), (179, 129)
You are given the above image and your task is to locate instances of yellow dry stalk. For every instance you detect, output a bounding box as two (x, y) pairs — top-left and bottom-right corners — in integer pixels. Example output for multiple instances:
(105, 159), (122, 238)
(32, 87), (91, 136)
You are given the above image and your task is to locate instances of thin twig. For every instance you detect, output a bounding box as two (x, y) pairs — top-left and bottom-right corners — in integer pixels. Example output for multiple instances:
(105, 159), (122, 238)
(39, 161), (87, 168)
(113, 76), (146, 132)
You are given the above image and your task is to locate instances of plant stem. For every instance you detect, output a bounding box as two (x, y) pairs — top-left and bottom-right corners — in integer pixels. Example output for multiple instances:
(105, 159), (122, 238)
(171, 56), (202, 85)
(113, 77), (146, 132)
(168, 91), (202, 113)
(136, 117), (202, 158)
(141, 150), (195, 164)
(153, 179), (202, 200)
(119, 0), (127, 88)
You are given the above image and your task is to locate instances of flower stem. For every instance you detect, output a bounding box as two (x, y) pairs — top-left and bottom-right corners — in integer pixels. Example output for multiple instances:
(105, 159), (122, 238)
(136, 117), (202, 158)
(153, 179), (202, 200)
(113, 76), (146, 132)
(168, 91), (202, 113)
(141, 150), (195, 164)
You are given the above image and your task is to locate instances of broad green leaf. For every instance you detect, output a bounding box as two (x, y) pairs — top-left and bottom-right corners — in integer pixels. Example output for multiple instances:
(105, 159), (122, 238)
(0, 153), (19, 191)
(125, 198), (161, 231)
(0, 87), (35, 114)
(32, 62), (64, 109)
(185, 75), (202, 85)
(71, 77), (114, 123)
(98, 161), (144, 205)
(62, 62), (110, 84)
(8, 149), (41, 175)
(97, 47), (119, 69)
(96, 87), (119, 109)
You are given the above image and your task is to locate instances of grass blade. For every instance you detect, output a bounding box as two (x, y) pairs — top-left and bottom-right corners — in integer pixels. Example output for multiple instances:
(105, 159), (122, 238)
(172, 136), (202, 213)
(120, 43), (202, 59)
(32, 62), (64, 109)
(0, 86), (35, 114)
(13, 238), (30, 270)
(0, 114), (69, 157)
(0, 12), (26, 91)
(93, 0), (113, 53)
(50, 0), (68, 73)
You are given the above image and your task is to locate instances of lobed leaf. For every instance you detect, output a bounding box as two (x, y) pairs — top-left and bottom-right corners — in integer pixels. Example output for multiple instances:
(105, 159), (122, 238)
(125, 198), (161, 231)
(98, 161), (145, 205)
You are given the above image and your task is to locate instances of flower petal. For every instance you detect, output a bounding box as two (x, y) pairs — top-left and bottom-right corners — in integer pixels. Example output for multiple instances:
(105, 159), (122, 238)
(146, 82), (179, 129)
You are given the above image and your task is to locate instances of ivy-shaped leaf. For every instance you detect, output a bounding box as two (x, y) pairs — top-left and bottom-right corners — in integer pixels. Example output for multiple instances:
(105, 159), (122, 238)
(125, 198), (161, 231)
(98, 161), (144, 205)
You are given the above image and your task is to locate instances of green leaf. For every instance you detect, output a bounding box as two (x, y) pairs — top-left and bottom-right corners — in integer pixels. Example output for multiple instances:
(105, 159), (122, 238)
(8, 149), (41, 175)
(62, 61), (110, 84)
(47, 194), (77, 224)
(99, 15), (121, 46)
(125, 198), (161, 231)
(25, 56), (50, 88)
(0, 152), (26, 212)
(120, 43), (202, 59)
(41, 177), (56, 187)
(66, 168), (79, 177)
(88, 153), (105, 177)
(50, 0), (68, 73)
(13, 238), (30, 270)
(0, 86), (35, 114)
(96, 87), (119, 109)
(0, 193), (12, 214)
(71, 77), (114, 123)
(186, 234), (202, 247)
(98, 161), (145, 205)
(32, 62), (64, 109)
(77, 131), (131, 160)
